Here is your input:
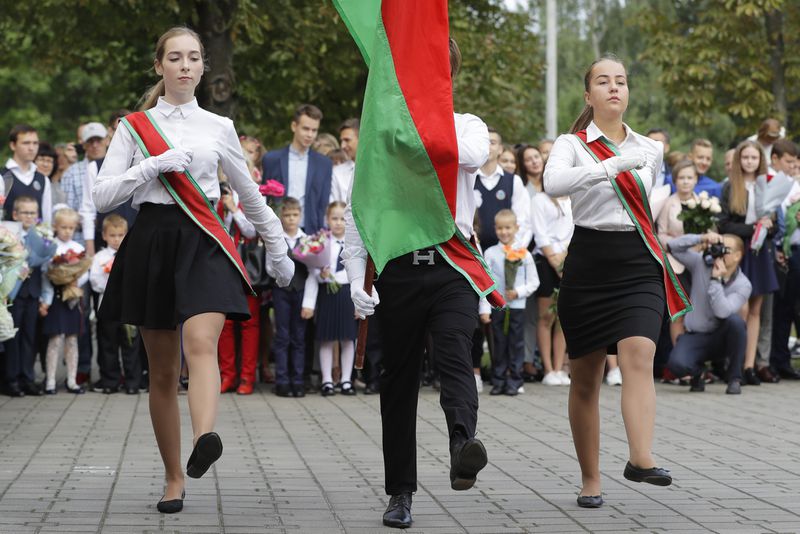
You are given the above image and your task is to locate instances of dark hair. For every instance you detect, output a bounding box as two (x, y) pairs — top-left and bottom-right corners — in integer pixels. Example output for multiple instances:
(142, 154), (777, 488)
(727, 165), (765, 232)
(109, 109), (132, 126)
(339, 118), (360, 135)
(449, 37), (462, 79)
(102, 214), (129, 232)
(279, 197), (302, 215)
(569, 54), (626, 134)
(13, 195), (38, 210)
(487, 126), (501, 144)
(670, 158), (697, 180)
(771, 138), (798, 159)
(293, 104), (323, 123)
(36, 141), (58, 176)
(9, 124), (37, 143)
(646, 128), (670, 144)
(139, 27), (206, 111)
(327, 148), (348, 165)
(515, 144), (543, 188)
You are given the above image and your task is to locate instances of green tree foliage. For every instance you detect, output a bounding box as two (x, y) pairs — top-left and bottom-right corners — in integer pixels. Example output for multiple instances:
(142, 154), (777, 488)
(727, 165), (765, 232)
(637, 0), (800, 137)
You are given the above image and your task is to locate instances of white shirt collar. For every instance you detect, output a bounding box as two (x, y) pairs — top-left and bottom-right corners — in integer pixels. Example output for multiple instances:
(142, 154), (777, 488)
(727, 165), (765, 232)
(153, 97), (200, 118)
(479, 164), (504, 180)
(289, 144), (309, 158)
(585, 121), (633, 146)
(5, 158), (36, 174)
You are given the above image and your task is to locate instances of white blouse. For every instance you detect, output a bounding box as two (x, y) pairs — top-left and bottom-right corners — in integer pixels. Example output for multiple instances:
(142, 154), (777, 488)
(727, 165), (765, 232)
(543, 121), (663, 231)
(530, 193), (573, 256)
(93, 97), (286, 258)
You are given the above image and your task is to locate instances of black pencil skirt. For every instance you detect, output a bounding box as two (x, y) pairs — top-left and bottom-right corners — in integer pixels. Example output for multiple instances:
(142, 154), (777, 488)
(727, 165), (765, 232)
(98, 203), (251, 330)
(558, 226), (665, 358)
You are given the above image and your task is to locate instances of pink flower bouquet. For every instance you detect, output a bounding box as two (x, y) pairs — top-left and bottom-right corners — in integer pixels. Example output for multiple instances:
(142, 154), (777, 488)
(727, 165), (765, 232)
(259, 180), (285, 197)
(292, 229), (334, 269)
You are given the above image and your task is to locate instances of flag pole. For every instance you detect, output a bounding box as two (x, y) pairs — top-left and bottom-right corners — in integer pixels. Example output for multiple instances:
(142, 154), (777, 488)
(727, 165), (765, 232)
(354, 255), (375, 369)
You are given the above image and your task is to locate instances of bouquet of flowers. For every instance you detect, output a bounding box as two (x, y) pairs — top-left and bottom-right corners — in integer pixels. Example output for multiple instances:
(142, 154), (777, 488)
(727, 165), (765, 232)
(47, 249), (92, 302)
(502, 245), (527, 334)
(259, 179), (285, 208)
(320, 266), (341, 295)
(678, 191), (721, 234)
(0, 225), (29, 341)
(292, 229), (334, 270)
(752, 171), (795, 253)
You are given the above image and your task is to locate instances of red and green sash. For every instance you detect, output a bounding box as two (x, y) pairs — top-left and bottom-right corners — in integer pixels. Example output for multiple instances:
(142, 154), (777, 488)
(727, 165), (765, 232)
(121, 111), (254, 295)
(575, 130), (691, 320)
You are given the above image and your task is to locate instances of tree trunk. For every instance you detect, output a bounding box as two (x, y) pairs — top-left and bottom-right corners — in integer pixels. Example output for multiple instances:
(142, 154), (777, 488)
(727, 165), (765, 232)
(764, 9), (788, 128)
(195, 0), (238, 119)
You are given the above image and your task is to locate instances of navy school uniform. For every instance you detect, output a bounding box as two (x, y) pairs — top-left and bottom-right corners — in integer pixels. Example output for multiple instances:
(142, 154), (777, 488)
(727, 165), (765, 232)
(4, 259), (43, 389)
(474, 170), (514, 250)
(303, 238), (356, 342)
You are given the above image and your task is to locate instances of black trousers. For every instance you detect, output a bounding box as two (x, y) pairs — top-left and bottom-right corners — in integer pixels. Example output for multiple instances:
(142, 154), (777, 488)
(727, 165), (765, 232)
(374, 249), (479, 495)
(490, 308), (525, 389)
(4, 295), (38, 387)
(667, 315), (746, 382)
(96, 319), (141, 389)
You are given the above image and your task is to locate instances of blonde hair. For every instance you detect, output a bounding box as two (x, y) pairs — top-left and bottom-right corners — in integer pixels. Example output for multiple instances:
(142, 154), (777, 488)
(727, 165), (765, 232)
(53, 207), (79, 226)
(102, 214), (128, 233)
(139, 27), (205, 111)
(494, 209), (517, 225)
(724, 234), (745, 254)
(728, 140), (767, 216)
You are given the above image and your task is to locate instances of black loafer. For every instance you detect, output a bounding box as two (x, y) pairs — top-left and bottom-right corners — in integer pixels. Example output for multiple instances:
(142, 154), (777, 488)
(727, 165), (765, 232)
(623, 461), (672, 486)
(382, 492), (412, 529)
(186, 432), (223, 479)
(157, 490), (185, 513)
(489, 385), (504, 396)
(577, 495), (603, 508)
(450, 438), (488, 490)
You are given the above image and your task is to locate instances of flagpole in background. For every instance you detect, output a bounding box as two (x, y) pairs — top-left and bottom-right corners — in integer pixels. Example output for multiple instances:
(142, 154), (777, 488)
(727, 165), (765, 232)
(546, 0), (557, 139)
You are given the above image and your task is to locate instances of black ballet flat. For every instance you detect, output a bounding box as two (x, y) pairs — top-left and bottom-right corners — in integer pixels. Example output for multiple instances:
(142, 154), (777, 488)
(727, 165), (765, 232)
(577, 495), (604, 508)
(623, 461), (672, 486)
(186, 432), (223, 479)
(157, 490), (185, 513)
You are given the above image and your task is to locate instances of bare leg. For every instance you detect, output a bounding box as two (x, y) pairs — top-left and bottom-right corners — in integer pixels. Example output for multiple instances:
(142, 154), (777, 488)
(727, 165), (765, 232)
(744, 295), (763, 369)
(568, 350), (606, 496)
(182, 312), (225, 444)
(140, 327), (183, 500)
(536, 298), (555, 374)
(617, 336), (657, 469)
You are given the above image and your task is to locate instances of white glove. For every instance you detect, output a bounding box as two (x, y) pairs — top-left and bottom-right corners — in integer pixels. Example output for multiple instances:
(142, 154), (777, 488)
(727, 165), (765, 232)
(266, 254), (295, 288)
(349, 276), (380, 319)
(601, 150), (647, 178)
(139, 148), (193, 180)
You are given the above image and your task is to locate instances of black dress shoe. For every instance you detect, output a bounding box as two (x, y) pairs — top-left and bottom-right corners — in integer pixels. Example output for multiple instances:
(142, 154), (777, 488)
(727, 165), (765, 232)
(450, 438), (488, 490)
(725, 380), (742, 395)
(66, 385), (85, 394)
(489, 385), (504, 396)
(743, 367), (761, 385)
(321, 382), (336, 396)
(758, 366), (780, 383)
(623, 461), (672, 486)
(689, 372), (705, 392)
(273, 384), (292, 397)
(157, 490), (185, 513)
(577, 495), (604, 508)
(340, 381), (356, 396)
(186, 432), (223, 479)
(382, 492), (412, 529)
(21, 383), (43, 396)
(364, 384), (379, 395)
(292, 387), (306, 398)
(3, 384), (24, 397)
(777, 367), (800, 380)
(504, 385), (519, 396)
(125, 387), (139, 395)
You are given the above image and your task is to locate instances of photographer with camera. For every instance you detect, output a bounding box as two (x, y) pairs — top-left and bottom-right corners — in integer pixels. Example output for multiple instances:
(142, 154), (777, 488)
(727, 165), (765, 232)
(666, 232), (752, 394)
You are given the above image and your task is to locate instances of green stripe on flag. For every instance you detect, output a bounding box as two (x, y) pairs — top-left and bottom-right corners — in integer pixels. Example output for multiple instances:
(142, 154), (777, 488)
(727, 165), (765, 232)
(332, 0), (382, 66)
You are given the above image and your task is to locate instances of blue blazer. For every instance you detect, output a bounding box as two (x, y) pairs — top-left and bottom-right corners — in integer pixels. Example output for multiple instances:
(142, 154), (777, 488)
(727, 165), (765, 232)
(262, 146), (332, 234)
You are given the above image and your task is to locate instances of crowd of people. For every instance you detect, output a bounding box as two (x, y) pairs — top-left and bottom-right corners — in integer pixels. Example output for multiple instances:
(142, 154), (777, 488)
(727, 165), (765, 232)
(1, 103), (798, 401)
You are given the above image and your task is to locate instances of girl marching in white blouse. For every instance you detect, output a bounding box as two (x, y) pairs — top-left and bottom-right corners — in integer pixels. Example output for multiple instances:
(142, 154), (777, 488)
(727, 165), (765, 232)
(93, 27), (293, 514)
(544, 56), (679, 508)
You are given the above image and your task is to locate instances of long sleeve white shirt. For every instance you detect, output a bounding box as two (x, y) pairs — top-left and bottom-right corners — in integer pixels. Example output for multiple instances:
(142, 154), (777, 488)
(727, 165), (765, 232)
(301, 237), (351, 310)
(93, 97), (286, 259)
(343, 112), (489, 276)
(330, 161), (354, 203)
(530, 193), (574, 256)
(3, 158), (53, 224)
(543, 121), (663, 231)
(41, 239), (89, 306)
(89, 246), (116, 295)
(474, 164), (533, 248)
(478, 243), (539, 313)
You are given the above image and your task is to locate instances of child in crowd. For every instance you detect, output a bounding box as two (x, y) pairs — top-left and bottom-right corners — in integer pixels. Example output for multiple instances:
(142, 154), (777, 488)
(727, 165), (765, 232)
(239, 135), (264, 182)
(3, 197), (46, 397)
(530, 193), (574, 386)
(90, 215), (141, 394)
(41, 208), (90, 394)
(302, 201), (357, 396)
(480, 210), (539, 395)
(272, 197), (309, 397)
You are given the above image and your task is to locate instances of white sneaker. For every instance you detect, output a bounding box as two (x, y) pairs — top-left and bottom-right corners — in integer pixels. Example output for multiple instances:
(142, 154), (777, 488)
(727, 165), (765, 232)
(605, 367), (622, 386)
(475, 374), (483, 394)
(517, 385), (525, 394)
(557, 370), (571, 385)
(542, 372), (561, 386)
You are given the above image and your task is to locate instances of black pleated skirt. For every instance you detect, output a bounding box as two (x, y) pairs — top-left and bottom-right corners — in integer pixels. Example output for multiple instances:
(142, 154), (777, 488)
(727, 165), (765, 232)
(558, 226), (665, 358)
(740, 240), (778, 296)
(315, 283), (357, 341)
(98, 203), (250, 330)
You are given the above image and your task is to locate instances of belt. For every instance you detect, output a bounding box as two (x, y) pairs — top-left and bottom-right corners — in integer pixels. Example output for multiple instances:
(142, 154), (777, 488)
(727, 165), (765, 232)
(409, 248), (438, 266)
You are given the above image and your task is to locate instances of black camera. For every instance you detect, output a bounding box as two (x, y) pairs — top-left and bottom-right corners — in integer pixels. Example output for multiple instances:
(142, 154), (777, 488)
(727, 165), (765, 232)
(703, 242), (729, 266)
(219, 181), (232, 196)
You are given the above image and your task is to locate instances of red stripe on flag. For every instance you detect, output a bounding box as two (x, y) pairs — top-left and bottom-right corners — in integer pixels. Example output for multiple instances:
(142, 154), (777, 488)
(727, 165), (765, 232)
(381, 0), (459, 218)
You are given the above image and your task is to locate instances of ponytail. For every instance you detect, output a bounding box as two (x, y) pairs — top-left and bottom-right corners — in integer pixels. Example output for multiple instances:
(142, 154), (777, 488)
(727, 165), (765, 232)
(569, 105), (594, 134)
(138, 79), (165, 111)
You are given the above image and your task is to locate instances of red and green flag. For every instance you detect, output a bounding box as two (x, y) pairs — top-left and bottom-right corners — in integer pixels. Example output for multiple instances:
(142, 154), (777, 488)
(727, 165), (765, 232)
(333, 0), (505, 307)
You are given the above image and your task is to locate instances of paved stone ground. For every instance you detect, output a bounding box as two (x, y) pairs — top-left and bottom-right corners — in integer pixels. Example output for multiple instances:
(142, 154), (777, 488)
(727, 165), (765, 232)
(1, 379), (800, 534)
